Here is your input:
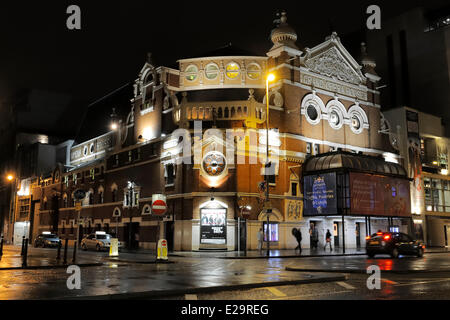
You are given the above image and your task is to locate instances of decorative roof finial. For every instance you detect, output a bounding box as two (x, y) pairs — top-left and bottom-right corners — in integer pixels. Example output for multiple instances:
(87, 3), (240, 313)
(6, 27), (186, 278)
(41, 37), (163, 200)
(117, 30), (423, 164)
(269, 10), (299, 51)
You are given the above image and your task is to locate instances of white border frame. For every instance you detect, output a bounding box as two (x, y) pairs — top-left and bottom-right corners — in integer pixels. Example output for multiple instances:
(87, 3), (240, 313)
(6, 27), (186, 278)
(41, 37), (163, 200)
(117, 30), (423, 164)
(301, 93), (325, 125)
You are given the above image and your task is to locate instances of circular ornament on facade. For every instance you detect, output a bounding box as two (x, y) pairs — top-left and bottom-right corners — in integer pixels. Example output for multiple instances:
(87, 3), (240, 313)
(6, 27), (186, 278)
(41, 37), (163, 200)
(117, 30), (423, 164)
(83, 145), (88, 156)
(89, 143), (94, 154)
(185, 65), (198, 81)
(202, 152), (226, 176)
(205, 63), (219, 80)
(246, 63), (261, 80)
(225, 62), (240, 79)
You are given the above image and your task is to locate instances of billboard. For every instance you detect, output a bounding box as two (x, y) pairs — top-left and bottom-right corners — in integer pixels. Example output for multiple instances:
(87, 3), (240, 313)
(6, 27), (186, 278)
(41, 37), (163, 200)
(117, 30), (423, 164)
(200, 208), (227, 244)
(350, 172), (411, 217)
(303, 172), (337, 216)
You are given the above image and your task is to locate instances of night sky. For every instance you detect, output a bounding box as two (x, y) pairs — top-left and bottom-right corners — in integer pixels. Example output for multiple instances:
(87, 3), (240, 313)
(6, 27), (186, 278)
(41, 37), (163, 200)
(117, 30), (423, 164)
(0, 0), (448, 137)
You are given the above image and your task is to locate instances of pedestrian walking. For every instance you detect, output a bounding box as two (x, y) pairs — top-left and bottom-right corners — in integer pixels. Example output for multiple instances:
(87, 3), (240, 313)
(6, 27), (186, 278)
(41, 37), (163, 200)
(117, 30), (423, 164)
(324, 229), (332, 251)
(309, 223), (318, 250)
(292, 228), (302, 253)
(257, 228), (264, 253)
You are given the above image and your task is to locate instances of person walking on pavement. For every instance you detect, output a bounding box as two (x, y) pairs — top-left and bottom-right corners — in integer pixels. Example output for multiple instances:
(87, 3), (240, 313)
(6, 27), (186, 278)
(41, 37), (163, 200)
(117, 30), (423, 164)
(309, 223), (319, 250)
(257, 228), (264, 253)
(292, 228), (302, 253)
(324, 229), (332, 251)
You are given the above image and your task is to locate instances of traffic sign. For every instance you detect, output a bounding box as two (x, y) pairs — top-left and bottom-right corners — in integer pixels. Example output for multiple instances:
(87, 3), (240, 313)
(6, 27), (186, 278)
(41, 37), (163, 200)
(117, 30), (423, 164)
(151, 194), (167, 216)
(73, 189), (86, 201)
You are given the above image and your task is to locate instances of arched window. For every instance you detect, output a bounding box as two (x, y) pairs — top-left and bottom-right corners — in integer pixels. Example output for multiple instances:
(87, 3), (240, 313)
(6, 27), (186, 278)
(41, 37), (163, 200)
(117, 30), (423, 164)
(301, 93), (325, 125)
(231, 107), (236, 118)
(63, 193), (68, 208)
(348, 105), (369, 134)
(325, 99), (346, 130)
(98, 186), (104, 204)
(43, 197), (48, 210)
(224, 107), (229, 118)
(111, 183), (118, 202)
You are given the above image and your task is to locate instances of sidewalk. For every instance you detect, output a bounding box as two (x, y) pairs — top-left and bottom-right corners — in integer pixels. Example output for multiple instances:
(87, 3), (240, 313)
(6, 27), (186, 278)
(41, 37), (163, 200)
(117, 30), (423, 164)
(0, 245), (103, 270)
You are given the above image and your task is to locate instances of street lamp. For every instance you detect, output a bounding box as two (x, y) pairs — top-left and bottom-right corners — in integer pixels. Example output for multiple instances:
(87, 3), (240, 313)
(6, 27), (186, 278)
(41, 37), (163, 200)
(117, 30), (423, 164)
(5, 173), (17, 242)
(265, 73), (275, 256)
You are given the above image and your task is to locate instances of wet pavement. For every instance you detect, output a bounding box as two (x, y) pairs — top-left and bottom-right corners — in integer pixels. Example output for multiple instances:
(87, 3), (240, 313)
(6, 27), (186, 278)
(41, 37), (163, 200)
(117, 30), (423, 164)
(0, 255), (345, 299)
(285, 252), (450, 273)
(1, 245), (450, 299)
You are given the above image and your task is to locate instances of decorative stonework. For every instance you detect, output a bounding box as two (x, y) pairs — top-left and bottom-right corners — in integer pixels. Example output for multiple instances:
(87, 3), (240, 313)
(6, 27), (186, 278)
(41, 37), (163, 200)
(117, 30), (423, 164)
(305, 47), (361, 85)
(300, 73), (367, 101)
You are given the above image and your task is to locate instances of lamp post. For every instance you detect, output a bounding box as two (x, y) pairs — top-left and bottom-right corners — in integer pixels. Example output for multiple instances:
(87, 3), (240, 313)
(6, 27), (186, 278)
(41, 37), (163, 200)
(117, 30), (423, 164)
(6, 174), (17, 243)
(265, 74), (275, 256)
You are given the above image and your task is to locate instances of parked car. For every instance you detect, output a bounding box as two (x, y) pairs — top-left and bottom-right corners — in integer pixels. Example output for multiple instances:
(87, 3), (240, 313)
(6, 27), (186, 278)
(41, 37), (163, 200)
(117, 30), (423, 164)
(80, 232), (122, 252)
(34, 233), (61, 248)
(366, 232), (425, 258)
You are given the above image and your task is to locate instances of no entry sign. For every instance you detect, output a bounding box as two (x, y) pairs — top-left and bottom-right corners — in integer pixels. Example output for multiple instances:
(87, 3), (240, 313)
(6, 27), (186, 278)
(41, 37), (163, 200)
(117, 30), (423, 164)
(151, 194), (167, 216)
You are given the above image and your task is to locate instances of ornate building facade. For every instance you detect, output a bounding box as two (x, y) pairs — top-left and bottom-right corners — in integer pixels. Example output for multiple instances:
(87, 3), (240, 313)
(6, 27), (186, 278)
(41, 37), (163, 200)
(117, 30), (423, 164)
(11, 11), (412, 251)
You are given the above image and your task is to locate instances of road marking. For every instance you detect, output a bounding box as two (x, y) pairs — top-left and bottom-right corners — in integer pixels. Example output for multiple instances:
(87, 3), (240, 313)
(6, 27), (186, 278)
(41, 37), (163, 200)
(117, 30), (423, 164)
(394, 278), (450, 287)
(185, 294), (198, 300)
(382, 278), (399, 285)
(336, 281), (356, 290)
(266, 287), (287, 297)
(273, 290), (350, 300)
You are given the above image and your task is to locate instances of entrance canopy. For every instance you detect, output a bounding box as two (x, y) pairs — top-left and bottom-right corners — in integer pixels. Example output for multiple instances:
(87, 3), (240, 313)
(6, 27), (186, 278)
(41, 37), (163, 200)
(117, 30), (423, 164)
(303, 151), (407, 178)
(302, 151), (411, 217)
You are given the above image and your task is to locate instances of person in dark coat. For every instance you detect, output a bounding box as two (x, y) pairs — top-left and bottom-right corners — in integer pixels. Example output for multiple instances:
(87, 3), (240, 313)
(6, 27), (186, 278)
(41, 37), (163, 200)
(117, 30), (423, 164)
(292, 228), (302, 253)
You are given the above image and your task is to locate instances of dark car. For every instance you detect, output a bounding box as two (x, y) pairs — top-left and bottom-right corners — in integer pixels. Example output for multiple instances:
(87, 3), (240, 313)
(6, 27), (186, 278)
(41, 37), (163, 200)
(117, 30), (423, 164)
(366, 232), (425, 258)
(34, 233), (61, 248)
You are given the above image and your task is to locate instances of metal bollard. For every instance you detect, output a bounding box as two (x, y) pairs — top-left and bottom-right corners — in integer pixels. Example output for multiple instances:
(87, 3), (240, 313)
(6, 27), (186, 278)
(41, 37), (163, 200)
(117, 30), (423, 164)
(21, 236), (25, 256)
(56, 240), (62, 260)
(63, 238), (68, 265)
(0, 235), (4, 256)
(72, 239), (77, 264)
(22, 239), (28, 267)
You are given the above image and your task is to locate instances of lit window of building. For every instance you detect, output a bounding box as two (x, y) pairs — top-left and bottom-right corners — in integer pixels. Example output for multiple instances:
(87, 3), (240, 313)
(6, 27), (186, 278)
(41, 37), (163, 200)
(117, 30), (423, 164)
(225, 62), (240, 79)
(204, 63), (219, 80)
(185, 65), (198, 81)
(246, 63), (261, 79)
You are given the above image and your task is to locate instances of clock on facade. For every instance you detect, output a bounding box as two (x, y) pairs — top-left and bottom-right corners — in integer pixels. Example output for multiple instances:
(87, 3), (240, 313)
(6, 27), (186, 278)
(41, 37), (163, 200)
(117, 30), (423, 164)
(202, 152), (226, 176)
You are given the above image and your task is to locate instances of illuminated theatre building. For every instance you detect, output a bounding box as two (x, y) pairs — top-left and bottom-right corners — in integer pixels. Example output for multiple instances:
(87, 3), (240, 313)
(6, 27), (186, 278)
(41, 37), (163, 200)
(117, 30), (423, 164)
(32, 12), (412, 251)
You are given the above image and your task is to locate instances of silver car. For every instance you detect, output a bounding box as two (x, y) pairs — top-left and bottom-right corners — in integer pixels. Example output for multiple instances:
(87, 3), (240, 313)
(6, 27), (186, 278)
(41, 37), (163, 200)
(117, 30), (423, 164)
(80, 233), (121, 252)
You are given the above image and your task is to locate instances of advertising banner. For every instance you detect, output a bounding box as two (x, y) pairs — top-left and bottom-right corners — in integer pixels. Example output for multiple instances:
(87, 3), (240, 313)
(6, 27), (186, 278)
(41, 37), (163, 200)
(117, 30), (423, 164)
(350, 172), (411, 217)
(200, 208), (227, 244)
(406, 109), (424, 215)
(303, 173), (337, 216)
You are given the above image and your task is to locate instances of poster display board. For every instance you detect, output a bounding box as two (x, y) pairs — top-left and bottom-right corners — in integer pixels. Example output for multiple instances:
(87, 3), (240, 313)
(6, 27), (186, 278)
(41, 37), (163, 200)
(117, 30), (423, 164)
(349, 172), (411, 217)
(200, 208), (227, 244)
(303, 172), (337, 216)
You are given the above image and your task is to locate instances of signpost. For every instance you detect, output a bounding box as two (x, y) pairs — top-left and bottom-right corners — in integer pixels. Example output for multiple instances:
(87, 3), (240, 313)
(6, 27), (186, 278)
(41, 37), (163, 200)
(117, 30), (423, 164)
(152, 194), (167, 261)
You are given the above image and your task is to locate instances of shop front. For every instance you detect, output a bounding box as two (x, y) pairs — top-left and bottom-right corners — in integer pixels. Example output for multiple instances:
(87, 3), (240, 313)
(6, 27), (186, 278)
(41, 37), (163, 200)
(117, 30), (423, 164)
(302, 151), (412, 251)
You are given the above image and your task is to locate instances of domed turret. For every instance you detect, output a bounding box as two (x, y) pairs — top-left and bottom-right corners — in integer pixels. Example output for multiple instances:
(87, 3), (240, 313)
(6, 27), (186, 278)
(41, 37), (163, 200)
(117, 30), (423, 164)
(270, 11), (299, 50)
